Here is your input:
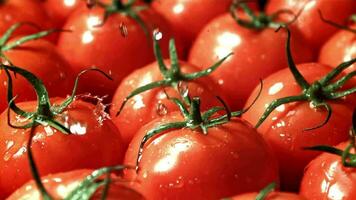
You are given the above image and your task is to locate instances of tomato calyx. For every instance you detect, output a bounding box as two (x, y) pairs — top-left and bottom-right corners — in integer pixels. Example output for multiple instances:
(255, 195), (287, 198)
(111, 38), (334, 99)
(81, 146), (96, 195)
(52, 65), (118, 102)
(1, 64), (111, 133)
(0, 22), (62, 64)
(256, 27), (356, 130)
(117, 34), (232, 116)
(318, 11), (356, 34)
(229, 0), (298, 30)
(305, 109), (356, 168)
(136, 94), (233, 168)
(95, 0), (150, 36)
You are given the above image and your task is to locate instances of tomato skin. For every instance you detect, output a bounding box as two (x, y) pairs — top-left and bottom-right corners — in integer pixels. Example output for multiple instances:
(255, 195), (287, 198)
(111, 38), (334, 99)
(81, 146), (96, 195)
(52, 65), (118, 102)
(300, 142), (356, 200)
(124, 112), (279, 200)
(110, 60), (223, 147)
(7, 169), (145, 200)
(57, 5), (178, 100)
(319, 24), (356, 74)
(242, 63), (356, 191)
(0, 98), (126, 199)
(230, 191), (307, 200)
(266, 0), (356, 50)
(43, 0), (84, 27)
(0, 0), (53, 38)
(0, 38), (73, 113)
(188, 13), (314, 109)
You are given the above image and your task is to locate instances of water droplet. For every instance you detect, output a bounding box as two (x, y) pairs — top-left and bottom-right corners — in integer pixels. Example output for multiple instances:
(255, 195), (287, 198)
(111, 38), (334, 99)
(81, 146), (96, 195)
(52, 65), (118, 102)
(156, 103), (168, 116)
(3, 152), (11, 161)
(69, 122), (87, 135)
(177, 81), (189, 98)
(119, 22), (128, 37)
(153, 29), (162, 41)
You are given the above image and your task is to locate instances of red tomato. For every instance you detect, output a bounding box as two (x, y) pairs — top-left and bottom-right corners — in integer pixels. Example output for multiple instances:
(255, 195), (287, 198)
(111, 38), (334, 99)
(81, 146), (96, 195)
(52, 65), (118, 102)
(300, 142), (356, 200)
(319, 24), (356, 74)
(110, 60), (224, 147)
(0, 37), (73, 113)
(0, 98), (126, 198)
(151, 0), (257, 53)
(243, 63), (356, 191)
(188, 13), (314, 109)
(43, 0), (84, 27)
(230, 191), (307, 200)
(266, 0), (356, 50)
(0, 0), (53, 37)
(124, 112), (279, 199)
(7, 169), (145, 200)
(57, 4), (178, 100)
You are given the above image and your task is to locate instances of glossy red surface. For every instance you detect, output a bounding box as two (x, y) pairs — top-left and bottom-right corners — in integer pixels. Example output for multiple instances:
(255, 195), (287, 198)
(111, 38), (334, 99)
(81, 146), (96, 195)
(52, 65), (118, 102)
(0, 99), (125, 198)
(124, 113), (279, 199)
(230, 191), (307, 200)
(0, 0), (53, 38)
(243, 63), (356, 191)
(7, 169), (145, 200)
(319, 24), (356, 74)
(300, 142), (356, 200)
(57, 5), (177, 99)
(110, 60), (224, 147)
(0, 38), (73, 113)
(266, 0), (356, 50)
(189, 13), (314, 109)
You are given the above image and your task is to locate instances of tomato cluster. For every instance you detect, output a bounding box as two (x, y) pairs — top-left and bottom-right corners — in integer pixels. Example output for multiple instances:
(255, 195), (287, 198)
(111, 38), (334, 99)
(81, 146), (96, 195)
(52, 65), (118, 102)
(0, 0), (355, 199)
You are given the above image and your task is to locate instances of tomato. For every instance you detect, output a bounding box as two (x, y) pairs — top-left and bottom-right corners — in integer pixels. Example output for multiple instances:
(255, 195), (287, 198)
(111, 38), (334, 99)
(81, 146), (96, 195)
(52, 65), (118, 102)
(0, 98), (126, 198)
(43, 0), (84, 27)
(151, 0), (257, 53)
(109, 60), (224, 147)
(124, 110), (279, 199)
(266, 0), (356, 50)
(242, 63), (356, 191)
(0, 36), (73, 113)
(57, 3), (178, 100)
(0, 0), (53, 38)
(300, 141), (356, 200)
(319, 24), (356, 74)
(230, 192), (307, 200)
(7, 168), (145, 200)
(188, 12), (314, 109)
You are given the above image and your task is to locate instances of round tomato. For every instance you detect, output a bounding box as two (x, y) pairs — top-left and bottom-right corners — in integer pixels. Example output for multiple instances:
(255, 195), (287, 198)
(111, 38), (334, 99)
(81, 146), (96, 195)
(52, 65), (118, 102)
(57, 2), (179, 100)
(0, 35), (73, 113)
(266, 0), (356, 50)
(243, 63), (356, 191)
(151, 0), (257, 53)
(319, 24), (356, 74)
(0, 0), (53, 38)
(0, 98), (126, 198)
(110, 59), (224, 147)
(300, 141), (356, 200)
(188, 12), (313, 109)
(124, 110), (279, 199)
(7, 168), (145, 200)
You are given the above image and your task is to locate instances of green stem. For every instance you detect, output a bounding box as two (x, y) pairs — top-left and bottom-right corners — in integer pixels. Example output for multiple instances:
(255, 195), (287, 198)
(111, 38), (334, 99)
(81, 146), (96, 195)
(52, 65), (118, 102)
(256, 182), (276, 200)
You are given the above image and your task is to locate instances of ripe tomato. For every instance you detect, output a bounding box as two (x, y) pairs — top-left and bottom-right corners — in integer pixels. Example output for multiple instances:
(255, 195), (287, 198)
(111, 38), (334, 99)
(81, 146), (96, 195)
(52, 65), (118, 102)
(266, 0), (356, 50)
(0, 98), (126, 198)
(243, 63), (356, 191)
(319, 24), (356, 74)
(124, 111), (279, 199)
(110, 60), (223, 147)
(57, 3), (178, 100)
(230, 192), (307, 200)
(42, 0), (84, 27)
(188, 12), (313, 109)
(300, 141), (356, 200)
(0, 36), (73, 113)
(151, 0), (257, 53)
(7, 168), (145, 200)
(0, 0), (53, 38)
